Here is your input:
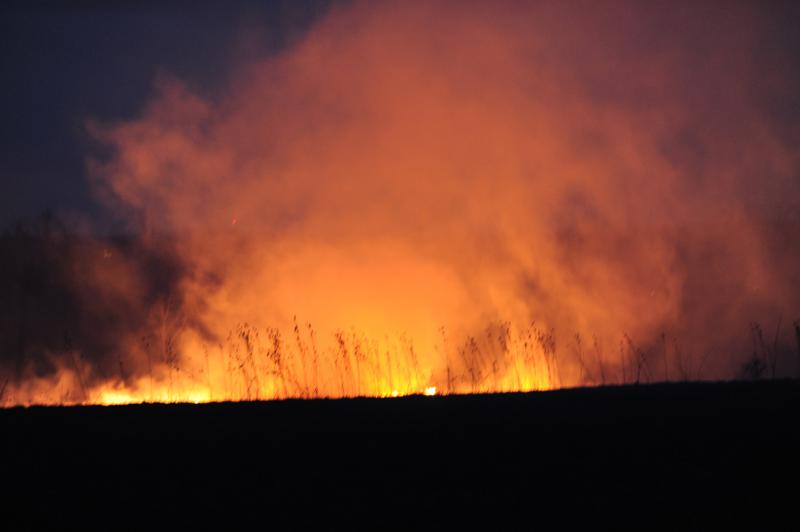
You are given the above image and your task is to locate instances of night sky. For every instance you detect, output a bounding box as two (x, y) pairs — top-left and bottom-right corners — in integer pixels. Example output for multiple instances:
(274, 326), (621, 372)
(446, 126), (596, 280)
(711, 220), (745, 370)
(1, 0), (330, 226)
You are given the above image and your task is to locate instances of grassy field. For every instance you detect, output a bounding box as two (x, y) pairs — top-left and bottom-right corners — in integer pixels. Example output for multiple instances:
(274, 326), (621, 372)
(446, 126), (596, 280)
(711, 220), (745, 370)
(2, 380), (798, 530)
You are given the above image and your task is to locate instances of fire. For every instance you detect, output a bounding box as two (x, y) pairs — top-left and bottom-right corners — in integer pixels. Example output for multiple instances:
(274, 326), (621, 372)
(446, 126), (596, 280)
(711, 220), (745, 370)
(98, 390), (137, 405)
(0, 321), (557, 406)
(2, 2), (800, 406)
(95, 382), (211, 406)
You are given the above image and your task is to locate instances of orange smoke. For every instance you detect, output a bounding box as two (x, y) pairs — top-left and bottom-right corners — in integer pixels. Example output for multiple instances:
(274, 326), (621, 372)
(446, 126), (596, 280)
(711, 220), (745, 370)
(3, 0), (800, 405)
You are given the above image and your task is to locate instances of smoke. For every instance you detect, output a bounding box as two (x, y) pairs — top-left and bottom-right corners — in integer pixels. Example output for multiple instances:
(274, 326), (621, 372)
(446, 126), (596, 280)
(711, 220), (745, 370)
(91, 0), (800, 379)
(4, 0), (800, 403)
(0, 216), (189, 396)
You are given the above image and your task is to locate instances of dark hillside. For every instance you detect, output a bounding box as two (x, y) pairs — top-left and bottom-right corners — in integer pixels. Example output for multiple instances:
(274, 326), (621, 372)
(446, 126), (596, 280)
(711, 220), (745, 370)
(2, 381), (798, 530)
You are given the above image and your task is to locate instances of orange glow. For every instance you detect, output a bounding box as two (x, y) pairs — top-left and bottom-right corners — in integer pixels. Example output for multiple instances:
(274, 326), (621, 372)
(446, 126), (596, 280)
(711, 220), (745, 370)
(2, 1), (799, 406)
(1, 322), (556, 406)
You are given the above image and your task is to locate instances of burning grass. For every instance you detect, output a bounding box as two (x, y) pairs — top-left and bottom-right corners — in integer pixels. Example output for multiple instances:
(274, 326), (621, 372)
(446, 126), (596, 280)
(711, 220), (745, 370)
(3, 315), (797, 406)
(1, 220), (798, 407)
(2, 320), (560, 405)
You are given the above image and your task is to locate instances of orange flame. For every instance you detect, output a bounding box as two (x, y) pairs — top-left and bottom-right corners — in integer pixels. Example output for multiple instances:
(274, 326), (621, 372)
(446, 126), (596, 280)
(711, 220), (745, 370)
(2, 321), (557, 406)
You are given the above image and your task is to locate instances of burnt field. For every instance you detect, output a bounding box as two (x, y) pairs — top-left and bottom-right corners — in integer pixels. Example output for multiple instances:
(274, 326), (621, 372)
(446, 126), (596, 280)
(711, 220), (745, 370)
(2, 380), (798, 530)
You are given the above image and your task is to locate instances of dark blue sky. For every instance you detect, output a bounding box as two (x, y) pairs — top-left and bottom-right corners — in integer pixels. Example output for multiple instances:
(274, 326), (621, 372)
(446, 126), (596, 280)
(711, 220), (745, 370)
(0, 0), (330, 227)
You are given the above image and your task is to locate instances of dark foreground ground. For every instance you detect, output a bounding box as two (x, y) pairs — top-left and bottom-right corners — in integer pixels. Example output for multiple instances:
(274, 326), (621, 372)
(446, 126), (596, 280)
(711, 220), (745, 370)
(1, 381), (799, 530)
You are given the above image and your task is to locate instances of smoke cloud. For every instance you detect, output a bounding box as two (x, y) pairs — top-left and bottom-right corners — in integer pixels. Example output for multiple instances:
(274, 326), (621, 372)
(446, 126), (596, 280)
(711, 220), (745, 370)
(3, 0), (800, 403)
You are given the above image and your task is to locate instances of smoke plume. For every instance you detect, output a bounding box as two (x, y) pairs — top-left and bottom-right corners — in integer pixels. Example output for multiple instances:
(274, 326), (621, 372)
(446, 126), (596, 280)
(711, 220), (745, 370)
(3, 0), (800, 403)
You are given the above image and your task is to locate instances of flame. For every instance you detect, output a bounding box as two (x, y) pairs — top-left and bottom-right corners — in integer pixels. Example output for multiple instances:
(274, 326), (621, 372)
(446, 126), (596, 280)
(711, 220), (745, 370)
(2, 1), (800, 406)
(1, 321), (557, 405)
